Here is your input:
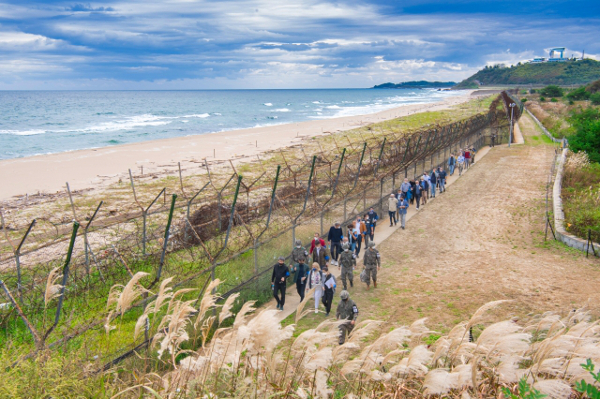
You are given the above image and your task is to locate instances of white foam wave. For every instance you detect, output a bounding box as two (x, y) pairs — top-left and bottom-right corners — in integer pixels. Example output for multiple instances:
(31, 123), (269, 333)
(325, 105), (341, 109)
(312, 101), (321, 104)
(274, 108), (290, 112)
(263, 103), (273, 106)
(0, 113), (211, 136)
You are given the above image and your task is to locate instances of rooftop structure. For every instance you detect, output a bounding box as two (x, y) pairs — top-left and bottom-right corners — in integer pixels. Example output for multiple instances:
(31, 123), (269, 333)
(528, 47), (570, 64)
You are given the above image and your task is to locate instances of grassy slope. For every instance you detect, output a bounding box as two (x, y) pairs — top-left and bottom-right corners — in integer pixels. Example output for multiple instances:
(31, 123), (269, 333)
(455, 59), (600, 88)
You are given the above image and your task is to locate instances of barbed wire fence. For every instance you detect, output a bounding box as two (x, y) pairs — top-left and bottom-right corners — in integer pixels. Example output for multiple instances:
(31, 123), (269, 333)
(0, 93), (511, 368)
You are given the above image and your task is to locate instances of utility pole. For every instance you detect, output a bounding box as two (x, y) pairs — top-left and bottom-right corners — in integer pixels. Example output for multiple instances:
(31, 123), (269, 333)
(509, 103), (516, 148)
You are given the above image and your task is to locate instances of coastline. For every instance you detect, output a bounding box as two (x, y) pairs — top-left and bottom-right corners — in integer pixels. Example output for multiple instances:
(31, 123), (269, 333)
(0, 90), (478, 201)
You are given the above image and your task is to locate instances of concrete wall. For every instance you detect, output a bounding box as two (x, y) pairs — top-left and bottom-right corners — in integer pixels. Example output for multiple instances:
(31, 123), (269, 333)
(553, 148), (599, 255)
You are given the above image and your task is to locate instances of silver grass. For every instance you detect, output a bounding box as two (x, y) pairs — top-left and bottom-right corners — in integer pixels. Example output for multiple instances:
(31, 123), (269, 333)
(533, 379), (573, 399)
(497, 355), (528, 383)
(219, 292), (240, 325)
(44, 267), (63, 307)
(466, 300), (510, 330)
(233, 300), (256, 328)
(389, 344), (433, 378)
(315, 370), (333, 399)
(295, 286), (316, 323)
(304, 346), (333, 371)
(134, 313), (149, 340)
(107, 271), (150, 316)
(423, 364), (473, 395)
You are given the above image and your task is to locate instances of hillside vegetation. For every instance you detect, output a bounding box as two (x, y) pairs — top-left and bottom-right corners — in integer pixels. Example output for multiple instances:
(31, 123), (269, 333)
(455, 59), (600, 89)
(373, 81), (455, 89)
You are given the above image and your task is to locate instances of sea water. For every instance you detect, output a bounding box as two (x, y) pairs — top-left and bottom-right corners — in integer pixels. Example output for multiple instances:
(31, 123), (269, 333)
(0, 89), (464, 160)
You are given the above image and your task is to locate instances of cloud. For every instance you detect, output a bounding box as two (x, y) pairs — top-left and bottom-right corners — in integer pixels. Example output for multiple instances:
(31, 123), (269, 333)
(0, 0), (598, 88)
(67, 3), (114, 12)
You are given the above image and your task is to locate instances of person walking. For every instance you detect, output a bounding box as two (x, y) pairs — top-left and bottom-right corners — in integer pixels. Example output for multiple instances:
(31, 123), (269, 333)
(420, 177), (428, 205)
(336, 290), (358, 345)
(321, 266), (337, 316)
(491, 134), (496, 148)
(414, 180), (422, 210)
(438, 167), (447, 193)
(409, 179), (416, 205)
(448, 154), (456, 176)
(422, 172), (431, 201)
(339, 243), (356, 290)
(429, 169), (437, 198)
(355, 216), (367, 255)
(271, 256), (290, 311)
(470, 147), (477, 164)
(464, 148), (471, 169)
(400, 178), (411, 198)
(397, 195), (409, 229)
(309, 232), (326, 255)
(308, 262), (324, 313)
(387, 194), (398, 226)
(290, 239), (309, 267)
(290, 257), (309, 302)
(367, 207), (379, 240)
(327, 222), (343, 266)
(457, 153), (465, 176)
(312, 240), (330, 270)
(348, 223), (358, 253)
(362, 242), (381, 290)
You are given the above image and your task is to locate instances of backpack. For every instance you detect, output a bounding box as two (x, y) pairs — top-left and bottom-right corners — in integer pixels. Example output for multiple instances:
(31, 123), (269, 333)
(360, 269), (369, 283)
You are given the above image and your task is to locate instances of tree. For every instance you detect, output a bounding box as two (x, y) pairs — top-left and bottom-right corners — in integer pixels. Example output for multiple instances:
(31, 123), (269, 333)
(540, 85), (564, 97)
(568, 108), (600, 163)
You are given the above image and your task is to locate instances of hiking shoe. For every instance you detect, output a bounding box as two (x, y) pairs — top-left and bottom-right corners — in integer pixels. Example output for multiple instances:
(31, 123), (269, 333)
(314, 309), (318, 314)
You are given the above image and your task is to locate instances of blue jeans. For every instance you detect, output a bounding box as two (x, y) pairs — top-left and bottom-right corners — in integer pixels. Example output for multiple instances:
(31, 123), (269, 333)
(430, 183), (436, 197)
(400, 212), (407, 228)
(449, 164), (455, 175)
(439, 179), (446, 192)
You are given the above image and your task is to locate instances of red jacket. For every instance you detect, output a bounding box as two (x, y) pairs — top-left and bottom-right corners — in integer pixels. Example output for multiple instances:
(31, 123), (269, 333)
(309, 238), (326, 254)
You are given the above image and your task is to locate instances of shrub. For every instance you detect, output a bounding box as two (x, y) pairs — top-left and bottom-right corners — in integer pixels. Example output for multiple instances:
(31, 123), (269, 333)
(540, 96), (546, 101)
(530, 89), (537, 94)
(541, 85), (564, 97)
(587, 79), (600, 94)
(521, 98), (528, 103)
(567, 86), (591, 101)
(551, 98), (558, 102)
(520, 90), (528, 94)
(568, 108), (600, 163)
(569, 100), (575, 105)
(591, 93), (600, 105)
(575, 359), (600, 399)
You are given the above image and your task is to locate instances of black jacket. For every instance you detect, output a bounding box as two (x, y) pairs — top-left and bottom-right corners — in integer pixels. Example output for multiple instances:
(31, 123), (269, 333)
(271, 263), (290, 285)
(327, 226), (343, 242)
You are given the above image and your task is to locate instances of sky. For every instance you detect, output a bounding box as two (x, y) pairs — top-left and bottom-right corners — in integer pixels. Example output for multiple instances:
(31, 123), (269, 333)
(0, 0), (599, 89)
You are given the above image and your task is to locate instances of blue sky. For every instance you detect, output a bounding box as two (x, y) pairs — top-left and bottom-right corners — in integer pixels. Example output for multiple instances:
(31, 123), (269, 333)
(0, 0), (598, 89)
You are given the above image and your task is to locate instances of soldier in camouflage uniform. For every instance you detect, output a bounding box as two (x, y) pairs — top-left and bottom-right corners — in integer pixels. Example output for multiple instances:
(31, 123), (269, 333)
(290, 239), (309, 267)
(362, 241), (381, 290)
(338, 243), (356, 290)
(336, 290), (359, 345)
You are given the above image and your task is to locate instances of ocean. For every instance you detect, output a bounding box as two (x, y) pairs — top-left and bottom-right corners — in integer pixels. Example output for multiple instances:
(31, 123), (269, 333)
(0, 89), (464, 160)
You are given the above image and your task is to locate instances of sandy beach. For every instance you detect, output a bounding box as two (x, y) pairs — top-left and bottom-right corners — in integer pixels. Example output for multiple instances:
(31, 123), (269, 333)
(0, 90), (479, 201)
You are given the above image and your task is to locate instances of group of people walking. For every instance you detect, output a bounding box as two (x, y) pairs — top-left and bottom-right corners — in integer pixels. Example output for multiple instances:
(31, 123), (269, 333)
(271, 145), (478, 344)
(447, 147), (476, 177)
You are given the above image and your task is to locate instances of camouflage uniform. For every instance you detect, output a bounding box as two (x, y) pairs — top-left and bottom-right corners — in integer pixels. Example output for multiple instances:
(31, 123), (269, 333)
(290, 243), (309, 265)
(336, 294), (359, 345)
(362, 246), (381, 287)
(339, 250), (356, 290)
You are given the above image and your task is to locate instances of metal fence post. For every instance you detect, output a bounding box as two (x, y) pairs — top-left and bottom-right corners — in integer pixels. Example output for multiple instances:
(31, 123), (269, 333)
(379, 178), (384, 216)
(320, 211), (324, 236)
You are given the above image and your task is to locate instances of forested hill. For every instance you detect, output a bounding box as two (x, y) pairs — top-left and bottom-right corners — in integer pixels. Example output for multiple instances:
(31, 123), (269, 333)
(454, 59), (600, 89)
(372, 81), (455, 89)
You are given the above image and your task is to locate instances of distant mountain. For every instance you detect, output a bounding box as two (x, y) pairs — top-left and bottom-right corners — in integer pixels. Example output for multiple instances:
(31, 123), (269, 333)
(454, 59), (600, 89)
(372, 81), (456, 89)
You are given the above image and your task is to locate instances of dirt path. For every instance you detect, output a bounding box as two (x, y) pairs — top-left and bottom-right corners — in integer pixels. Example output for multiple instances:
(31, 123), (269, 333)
(358, 114), (600, 331)
(283, 114), (600, 333)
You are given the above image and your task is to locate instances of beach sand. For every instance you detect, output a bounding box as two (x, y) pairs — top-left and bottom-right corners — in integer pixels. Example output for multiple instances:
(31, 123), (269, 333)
(0, 91), (479, 201)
